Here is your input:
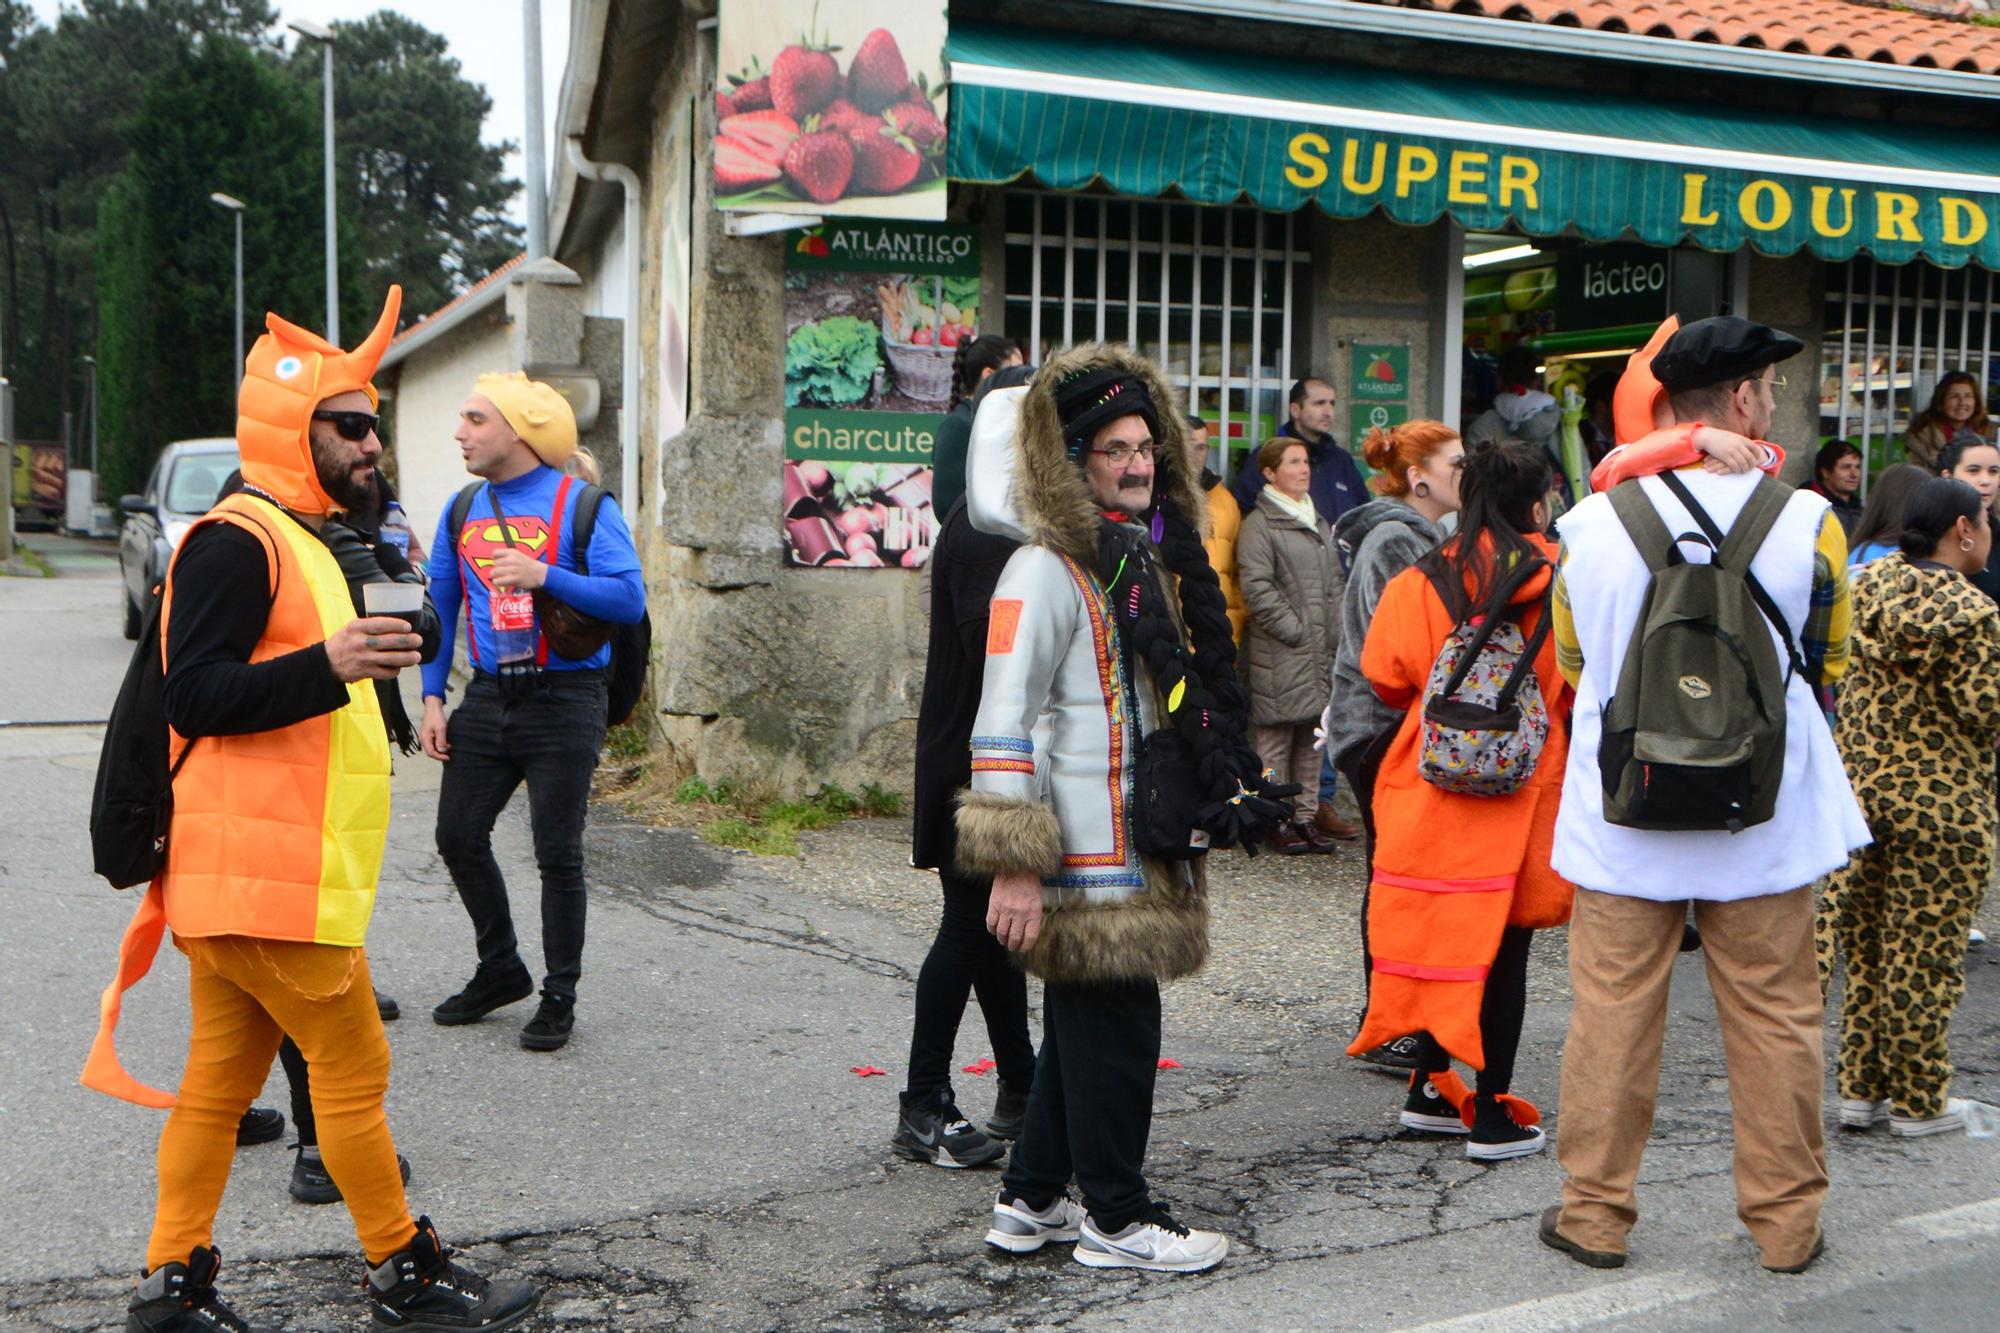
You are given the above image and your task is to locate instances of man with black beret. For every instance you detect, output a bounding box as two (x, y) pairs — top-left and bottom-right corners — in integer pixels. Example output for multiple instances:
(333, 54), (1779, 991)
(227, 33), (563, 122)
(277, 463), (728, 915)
(1537, 316), (1866, 1276)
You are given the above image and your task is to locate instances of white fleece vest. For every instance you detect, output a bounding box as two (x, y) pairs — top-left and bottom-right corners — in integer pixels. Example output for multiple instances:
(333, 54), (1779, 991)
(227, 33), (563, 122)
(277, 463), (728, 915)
(1552, 470), (1870, 901)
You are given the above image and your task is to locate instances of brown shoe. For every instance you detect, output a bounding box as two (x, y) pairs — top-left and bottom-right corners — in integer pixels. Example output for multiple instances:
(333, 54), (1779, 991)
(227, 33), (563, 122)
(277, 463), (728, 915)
(1269, 823), (1313, 856)
(1300, 820), (1340, 854)
(1314, 807), (1362, 841)
(1538, 1205), (1626, 1269)
(1761, 1229), (1825, 1275)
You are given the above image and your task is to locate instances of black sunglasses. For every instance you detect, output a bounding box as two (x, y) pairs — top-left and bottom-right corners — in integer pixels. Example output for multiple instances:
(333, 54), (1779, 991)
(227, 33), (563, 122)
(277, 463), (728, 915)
(312, 409), (381, 442)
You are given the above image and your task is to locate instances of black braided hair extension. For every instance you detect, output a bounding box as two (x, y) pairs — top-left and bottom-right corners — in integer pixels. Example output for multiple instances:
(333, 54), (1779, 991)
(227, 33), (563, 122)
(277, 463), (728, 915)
(946, 340), (973, 413)
(1098, 499), (1298, 850)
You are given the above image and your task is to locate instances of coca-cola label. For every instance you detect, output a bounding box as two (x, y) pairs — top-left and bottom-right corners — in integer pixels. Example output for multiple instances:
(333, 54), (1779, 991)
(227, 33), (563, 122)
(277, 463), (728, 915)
(491, 590), (534, 631)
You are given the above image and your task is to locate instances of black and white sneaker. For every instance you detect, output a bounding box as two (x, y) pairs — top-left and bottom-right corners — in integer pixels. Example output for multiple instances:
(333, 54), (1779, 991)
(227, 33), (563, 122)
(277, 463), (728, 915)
(1399, 1073), (1471, 1134)
(126, 1246), (269, 1332)
(984, 1190), (1085, 1253)
(1074, 1206), (1228, 1273)
(1466, 1094), (1547, 1162)
(365, 1217), (539, 1331)
(892, 1088), (1005, 1168)
(1356, 1034), (1426, 1070)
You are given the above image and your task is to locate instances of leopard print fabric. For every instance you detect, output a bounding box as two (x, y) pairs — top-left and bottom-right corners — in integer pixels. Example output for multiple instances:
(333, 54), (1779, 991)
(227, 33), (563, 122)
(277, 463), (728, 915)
(1816, 555), (2000, 1120)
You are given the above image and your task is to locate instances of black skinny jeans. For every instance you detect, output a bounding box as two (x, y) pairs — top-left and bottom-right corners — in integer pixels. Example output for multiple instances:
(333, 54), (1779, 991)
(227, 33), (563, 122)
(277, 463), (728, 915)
(904, 868), (1035, 1101)
(435, 671), (607, 1001)
(1002, 977), (1162, 1234)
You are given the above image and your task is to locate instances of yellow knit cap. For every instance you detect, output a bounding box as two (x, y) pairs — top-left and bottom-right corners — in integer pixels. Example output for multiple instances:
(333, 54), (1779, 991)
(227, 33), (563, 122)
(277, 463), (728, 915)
(475, 371), (577, 468)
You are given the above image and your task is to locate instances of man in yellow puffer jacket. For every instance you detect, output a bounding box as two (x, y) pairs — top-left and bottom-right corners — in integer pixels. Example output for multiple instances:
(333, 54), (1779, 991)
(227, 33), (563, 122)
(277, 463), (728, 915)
(87, 290), (543, 1333)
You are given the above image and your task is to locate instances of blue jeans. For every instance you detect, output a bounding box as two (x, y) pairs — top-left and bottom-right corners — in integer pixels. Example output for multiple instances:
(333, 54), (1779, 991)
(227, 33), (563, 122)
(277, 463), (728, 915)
(1320, 748), (1339, 804)
(435, 669), (608, 1000)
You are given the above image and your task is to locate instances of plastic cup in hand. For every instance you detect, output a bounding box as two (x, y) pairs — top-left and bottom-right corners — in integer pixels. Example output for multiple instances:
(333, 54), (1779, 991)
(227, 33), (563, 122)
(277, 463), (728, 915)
(362, 581), (424, 634)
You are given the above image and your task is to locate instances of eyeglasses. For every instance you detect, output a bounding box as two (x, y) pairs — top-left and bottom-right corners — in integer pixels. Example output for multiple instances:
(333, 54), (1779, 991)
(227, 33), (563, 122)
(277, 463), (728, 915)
(312, 410), (381, 442)
(1759, 373), (1788, 389)
(1089, 443), (1158, 467)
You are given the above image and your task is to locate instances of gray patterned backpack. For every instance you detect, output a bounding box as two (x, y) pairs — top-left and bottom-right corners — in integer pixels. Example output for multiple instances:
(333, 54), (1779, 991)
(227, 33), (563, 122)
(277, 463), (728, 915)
(1415, 555), (1554, 797)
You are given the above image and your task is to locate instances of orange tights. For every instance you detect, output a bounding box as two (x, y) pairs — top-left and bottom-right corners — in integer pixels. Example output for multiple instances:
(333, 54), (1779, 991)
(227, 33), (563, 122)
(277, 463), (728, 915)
(147, 935), (414, 1269)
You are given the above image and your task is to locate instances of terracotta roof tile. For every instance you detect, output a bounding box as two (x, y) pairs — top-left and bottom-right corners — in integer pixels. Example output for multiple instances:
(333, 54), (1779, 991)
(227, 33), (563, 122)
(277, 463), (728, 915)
(391, 252), (527, 347)
(1371, 0), (2000, 75)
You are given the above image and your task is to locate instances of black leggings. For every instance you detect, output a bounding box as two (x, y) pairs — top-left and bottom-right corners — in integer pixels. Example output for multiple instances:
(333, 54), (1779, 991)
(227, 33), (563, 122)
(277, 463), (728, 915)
(278, 1036), (314, 1147)
(904, 867), (1035, 1100)
(1412, 924), (1534, 1097)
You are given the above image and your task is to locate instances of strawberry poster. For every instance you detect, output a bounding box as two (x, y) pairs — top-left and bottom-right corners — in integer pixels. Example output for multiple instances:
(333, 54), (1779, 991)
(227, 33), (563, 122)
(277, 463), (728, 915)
(781, 220), (979, 568)
(715, 0), (947, 220)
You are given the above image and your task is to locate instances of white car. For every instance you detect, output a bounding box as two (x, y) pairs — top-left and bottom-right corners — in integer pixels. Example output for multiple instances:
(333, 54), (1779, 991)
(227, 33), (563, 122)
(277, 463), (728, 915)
(117, 437), (240, 639)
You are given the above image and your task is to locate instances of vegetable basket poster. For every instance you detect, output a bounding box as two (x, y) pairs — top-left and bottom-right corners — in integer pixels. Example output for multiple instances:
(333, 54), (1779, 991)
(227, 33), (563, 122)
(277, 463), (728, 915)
(782, 220), (979, 568)
(715, 0), (947, 219)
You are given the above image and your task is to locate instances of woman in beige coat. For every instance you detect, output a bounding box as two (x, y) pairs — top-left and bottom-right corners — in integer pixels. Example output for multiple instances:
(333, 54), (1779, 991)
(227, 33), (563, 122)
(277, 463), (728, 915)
(1237, 436), (1339, 854)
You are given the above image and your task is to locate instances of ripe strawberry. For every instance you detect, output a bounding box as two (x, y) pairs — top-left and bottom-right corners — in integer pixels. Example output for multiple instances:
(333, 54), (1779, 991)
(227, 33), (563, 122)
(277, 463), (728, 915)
(718, 110), (800, 167)
(847, 124), (920, 195)
(817, 98), (874, 136)
(714, 90), (736, 121)
(898, 81), (928, 108)
(887, 102), (945, 153)
(715, 138), (782, 193)
(782, 130), (854, 203)
(771, 44), (840, 121)
(846, 28), (908, 114)
(732, 75), (772, 112)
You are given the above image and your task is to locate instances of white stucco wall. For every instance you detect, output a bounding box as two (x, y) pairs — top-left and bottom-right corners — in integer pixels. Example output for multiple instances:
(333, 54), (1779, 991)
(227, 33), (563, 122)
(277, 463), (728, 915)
(384, 316), (514, 556)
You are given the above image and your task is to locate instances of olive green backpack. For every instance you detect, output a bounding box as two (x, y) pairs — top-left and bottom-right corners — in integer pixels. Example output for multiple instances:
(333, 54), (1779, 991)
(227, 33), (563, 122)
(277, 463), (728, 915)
(1599, 472), (1804, 834)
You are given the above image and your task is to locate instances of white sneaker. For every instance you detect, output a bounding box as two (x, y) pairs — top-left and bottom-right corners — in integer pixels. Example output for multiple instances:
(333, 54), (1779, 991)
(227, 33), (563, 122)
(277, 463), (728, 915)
(1888, 1098), (1970, 1138)
(1971, 927), (1986, 946)
(1838, 1098), (1891, 1130)
(984, 1192), (1085, 1253)
(1074, 1212), (1228, 1273)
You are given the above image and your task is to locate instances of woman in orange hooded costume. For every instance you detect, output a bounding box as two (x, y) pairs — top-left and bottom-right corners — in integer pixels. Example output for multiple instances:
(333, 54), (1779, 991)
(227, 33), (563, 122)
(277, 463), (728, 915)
(87, 291), (541, 1333)
(1346, 443), (1574, 1161)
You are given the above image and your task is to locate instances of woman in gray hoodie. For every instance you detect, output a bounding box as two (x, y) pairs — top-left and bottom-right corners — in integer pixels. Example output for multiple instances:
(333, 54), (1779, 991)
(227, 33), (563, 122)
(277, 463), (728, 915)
(1323, 419), (1465, 1066)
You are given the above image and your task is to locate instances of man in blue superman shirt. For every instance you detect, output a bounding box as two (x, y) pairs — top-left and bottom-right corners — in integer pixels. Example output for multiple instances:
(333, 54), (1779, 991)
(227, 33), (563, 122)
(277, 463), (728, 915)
(421, 372), (646, 1051)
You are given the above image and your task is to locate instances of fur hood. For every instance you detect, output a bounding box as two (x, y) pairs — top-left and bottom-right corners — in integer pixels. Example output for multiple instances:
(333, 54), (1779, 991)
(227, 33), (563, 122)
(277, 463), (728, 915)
(972, 343), (1209, 563)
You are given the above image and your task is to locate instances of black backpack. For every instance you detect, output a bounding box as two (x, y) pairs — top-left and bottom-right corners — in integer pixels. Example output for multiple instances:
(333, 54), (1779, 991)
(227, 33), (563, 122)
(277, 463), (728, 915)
(1598, 472), (1804, 833)
(90, 589), (194, 889)
(447, 480), (650, 727)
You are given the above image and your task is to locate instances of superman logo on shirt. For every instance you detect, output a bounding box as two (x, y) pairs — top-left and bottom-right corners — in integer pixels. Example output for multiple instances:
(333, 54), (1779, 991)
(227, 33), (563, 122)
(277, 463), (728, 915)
(459, 515), (553, 590)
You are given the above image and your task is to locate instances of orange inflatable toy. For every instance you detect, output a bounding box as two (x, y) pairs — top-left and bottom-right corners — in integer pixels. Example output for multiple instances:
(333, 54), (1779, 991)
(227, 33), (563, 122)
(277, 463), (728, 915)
(1590, 315), (1786, 492)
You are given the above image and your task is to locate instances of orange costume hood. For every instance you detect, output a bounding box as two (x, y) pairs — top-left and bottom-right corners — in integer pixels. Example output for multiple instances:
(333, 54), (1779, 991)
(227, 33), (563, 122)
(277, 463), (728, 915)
(237, 287), (401, 514)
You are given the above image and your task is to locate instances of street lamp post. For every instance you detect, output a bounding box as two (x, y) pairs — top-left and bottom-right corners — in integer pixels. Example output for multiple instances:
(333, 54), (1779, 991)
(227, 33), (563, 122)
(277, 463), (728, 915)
(288, 17), (338, 344)
(209, 192), (246, 395)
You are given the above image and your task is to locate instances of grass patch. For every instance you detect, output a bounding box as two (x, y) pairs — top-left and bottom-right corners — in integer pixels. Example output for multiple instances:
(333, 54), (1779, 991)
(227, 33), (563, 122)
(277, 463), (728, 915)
(672, 777), (905, 857)
(604, 721), (650, 761)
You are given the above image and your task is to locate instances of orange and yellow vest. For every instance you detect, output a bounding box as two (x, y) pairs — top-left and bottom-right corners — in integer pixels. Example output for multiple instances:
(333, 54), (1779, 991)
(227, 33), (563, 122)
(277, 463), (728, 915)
(83, 492), (389, 1107)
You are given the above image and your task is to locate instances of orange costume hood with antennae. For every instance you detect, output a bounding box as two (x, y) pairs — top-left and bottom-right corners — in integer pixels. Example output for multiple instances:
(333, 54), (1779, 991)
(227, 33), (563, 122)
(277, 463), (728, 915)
(237, 286), (401, 514)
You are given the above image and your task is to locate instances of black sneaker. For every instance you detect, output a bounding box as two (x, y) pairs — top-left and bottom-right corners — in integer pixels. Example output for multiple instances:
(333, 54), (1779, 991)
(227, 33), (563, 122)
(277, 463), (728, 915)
(985, 1083), (1031, 1141)
(1680, 923), (1703, 953)
(234, 1106), (285, 1147)
(127, 1246), (269, 1332)
(376, 989), (401, 1022)
(1466, 1093), (1547, 1162)
(431, 964), (534, 1026)
(892, 1088), (1006, 1168)
(365, 1217), (540, 1332)
(1356, 1035), (1426, 1071)
(1399, 1072), (1470, 1134)
(290, 1145), (413, 1205)
(518, 991), (575, 1051)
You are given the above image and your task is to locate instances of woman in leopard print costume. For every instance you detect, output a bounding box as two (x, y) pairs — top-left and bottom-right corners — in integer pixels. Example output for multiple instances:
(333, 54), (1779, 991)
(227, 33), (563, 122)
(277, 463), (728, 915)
(1817, 478), (2000, 1137)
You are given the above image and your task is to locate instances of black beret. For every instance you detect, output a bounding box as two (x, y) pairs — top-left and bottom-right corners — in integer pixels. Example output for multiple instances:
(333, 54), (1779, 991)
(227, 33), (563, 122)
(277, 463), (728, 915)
(1651, 316), (1804, 393)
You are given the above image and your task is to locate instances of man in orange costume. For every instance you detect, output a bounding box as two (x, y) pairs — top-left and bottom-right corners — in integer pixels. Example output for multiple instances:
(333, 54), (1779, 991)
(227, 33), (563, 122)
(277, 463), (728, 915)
(88, 290), (542, 1333)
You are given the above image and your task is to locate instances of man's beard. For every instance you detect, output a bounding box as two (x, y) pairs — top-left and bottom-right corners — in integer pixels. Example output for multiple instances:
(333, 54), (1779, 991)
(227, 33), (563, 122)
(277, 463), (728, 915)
(312, 436), (378, 512)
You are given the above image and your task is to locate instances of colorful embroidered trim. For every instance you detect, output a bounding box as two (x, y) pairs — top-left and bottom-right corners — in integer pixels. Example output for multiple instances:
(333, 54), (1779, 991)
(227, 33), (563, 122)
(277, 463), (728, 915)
(971, 757), (1036, 775)
(1055, 553), (1128, 868)
(1372, 959), (1491, 983)
(1372, 870), (1517, 894)
(970, 735), (1033, 754)
(1045, 870), (1146, 889)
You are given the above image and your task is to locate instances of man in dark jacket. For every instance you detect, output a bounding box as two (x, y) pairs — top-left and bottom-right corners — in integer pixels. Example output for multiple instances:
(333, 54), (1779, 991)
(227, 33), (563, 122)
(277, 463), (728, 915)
(1230, 376), (1366, 525)
(901, 367), (1040, 1169)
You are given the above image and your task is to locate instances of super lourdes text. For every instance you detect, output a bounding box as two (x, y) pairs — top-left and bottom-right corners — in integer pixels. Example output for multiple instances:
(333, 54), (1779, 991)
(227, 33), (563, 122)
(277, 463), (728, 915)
(1283, 133), (1993, 246)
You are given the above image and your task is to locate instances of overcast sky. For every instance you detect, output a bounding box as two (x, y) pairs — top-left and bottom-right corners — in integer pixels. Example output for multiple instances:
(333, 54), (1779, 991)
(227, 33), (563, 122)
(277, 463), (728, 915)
(24, 0), (571, 228)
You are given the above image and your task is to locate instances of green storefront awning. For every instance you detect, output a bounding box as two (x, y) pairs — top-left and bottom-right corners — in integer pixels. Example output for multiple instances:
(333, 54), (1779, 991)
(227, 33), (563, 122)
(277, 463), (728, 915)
(947, 23), (2000, 269)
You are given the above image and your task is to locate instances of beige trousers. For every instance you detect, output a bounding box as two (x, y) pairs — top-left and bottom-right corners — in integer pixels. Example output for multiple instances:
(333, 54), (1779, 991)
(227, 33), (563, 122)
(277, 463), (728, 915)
(1253, 722), (1320, 819)
(1554, 886), (1827, 1269)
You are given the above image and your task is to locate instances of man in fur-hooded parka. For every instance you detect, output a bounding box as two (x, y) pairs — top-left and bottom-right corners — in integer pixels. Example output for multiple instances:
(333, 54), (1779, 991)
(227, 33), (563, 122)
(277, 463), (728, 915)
(958, 343), (1229, 1259)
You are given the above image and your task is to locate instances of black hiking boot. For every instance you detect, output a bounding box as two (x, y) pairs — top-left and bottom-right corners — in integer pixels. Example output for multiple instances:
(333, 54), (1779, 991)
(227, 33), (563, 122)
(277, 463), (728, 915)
(365, 1217), (540, 1332)
(290, 1145), (413, 1205)
(431, 963), (534, 1026)
(126, 1246), (270, 1332)
(234, 1106), (285, 1147)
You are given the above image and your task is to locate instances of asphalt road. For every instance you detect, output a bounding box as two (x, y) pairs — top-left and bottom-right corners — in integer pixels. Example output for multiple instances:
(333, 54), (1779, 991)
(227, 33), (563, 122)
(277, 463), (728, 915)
(2, 532), (1996, 1331)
